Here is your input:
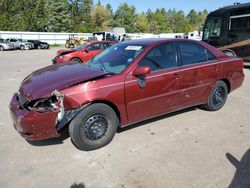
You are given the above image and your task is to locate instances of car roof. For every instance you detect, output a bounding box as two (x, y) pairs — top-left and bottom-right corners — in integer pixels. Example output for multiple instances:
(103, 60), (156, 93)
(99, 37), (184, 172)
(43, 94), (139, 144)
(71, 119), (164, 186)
(208, 2), (250, 17)
(120, 38), (201, 46)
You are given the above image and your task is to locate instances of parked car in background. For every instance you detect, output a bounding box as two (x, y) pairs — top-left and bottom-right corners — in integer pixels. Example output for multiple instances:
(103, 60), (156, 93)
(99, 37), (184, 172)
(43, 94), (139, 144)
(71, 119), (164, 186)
(27, 40), (49, 49)
(10, 39), (244, 150)
(6, 38), (34, 50)
(52, 41), (115, 64)
(0, 39), (16, 51)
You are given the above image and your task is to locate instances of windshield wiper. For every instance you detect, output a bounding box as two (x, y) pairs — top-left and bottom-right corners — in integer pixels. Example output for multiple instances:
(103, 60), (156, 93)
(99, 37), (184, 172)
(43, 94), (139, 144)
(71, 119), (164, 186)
(98, 58), (107, 72)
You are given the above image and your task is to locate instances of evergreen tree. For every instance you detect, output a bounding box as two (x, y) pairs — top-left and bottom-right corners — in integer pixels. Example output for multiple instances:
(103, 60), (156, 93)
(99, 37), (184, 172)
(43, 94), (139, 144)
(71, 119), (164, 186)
(113, 3), (138, 32)
(77, 0), (94, 32)
(45, 0), (71, 32)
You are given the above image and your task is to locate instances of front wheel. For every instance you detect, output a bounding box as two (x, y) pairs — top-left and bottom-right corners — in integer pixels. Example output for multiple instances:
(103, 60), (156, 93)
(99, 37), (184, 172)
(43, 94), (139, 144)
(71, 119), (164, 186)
(71, 58), (82, 63)
(204, 81), (228, 111)
(69, 103), (119, 150)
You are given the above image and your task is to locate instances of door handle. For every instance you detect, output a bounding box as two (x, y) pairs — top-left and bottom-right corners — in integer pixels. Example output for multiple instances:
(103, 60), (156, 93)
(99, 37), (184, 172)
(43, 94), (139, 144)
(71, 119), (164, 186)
(172, 73), (180, 80)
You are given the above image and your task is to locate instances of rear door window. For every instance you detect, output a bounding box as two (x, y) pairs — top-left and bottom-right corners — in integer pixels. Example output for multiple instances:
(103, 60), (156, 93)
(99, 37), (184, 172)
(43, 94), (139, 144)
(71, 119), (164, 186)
(100, 43), (113, 50)
(178, 42), (216, 66)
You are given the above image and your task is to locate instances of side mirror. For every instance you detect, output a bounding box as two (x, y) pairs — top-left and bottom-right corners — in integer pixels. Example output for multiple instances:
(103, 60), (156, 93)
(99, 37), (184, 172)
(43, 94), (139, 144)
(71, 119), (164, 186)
(132, 66), (151, 77)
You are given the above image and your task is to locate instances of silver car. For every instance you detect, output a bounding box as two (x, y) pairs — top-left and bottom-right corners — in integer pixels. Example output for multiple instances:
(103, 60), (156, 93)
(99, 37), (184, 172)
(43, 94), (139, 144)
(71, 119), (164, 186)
(6, 38), (34, 50)
(0, 39), (16, 51)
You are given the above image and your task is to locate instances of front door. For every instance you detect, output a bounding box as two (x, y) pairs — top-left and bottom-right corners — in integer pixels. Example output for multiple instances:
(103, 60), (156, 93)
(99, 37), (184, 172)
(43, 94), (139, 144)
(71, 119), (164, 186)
(125, 42), (185, 123)
(82, 43), (103, 62)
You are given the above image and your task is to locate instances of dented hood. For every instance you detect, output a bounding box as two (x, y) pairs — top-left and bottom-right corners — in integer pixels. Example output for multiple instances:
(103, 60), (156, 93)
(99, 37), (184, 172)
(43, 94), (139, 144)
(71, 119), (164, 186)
(19, 62), (107, 100)
(57, 49), (75, 56)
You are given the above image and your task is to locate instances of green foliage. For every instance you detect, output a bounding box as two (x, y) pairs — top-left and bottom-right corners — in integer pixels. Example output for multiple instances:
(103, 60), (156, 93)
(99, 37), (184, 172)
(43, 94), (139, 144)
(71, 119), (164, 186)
(0, 0), (208, 34)
(136, 13), (149, 33)
(91, 3), (111, 31)
(113, 3), (138, 33)
(45, 0), (71, 32)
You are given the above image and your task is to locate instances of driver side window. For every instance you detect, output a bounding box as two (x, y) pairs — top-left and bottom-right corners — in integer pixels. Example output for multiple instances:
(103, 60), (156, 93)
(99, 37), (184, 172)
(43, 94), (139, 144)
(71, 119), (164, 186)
(88, 43), (101, 51)
(138, 42), (177, 72)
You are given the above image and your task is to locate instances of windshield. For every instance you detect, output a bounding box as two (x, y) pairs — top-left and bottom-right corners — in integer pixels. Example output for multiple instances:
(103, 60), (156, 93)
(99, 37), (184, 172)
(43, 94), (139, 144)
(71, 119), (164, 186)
(18, 39), (27, 42)
(203, 17), (221, 40)
(87, 43), (147, 74)
(74, 43), (88, 50)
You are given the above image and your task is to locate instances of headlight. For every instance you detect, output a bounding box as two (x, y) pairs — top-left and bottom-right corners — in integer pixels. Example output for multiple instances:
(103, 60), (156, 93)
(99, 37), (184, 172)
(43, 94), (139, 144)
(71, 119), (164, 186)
(27, 91), (65, 121)
(60, 54), (67, 58)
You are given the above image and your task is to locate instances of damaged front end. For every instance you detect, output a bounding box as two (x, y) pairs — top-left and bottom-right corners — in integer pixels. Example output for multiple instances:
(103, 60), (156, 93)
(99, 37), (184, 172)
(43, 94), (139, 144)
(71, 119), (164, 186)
(26, 90), (65, 123)
(9, 90), (83, 141)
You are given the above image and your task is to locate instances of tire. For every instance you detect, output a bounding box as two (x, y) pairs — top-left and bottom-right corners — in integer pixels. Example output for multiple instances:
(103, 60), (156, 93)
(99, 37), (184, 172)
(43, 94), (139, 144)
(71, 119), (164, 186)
(20, 45), (25, 50)
(71, 58), (82, 63)
(38, 45), (42, 49)
(24, 45), (30, 50)
(222, 49), (236, 57)
(204, 81), (228, 111)
(69, 103), (119, 150)
(0, 46), (4, 51)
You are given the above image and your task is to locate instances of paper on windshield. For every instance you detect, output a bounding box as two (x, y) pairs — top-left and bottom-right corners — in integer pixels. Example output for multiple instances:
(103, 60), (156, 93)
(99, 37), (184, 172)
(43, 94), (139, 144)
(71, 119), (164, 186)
(125, 46), (142, 51)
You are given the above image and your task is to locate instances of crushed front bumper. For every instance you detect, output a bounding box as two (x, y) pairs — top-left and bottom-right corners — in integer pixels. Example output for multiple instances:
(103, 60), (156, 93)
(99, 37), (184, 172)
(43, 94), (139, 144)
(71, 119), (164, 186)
(9, 93), (60, 141)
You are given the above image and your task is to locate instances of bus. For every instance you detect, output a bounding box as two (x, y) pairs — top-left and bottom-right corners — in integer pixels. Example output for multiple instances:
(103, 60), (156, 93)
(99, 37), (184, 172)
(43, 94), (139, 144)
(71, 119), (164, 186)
(202, 2), (250, 65)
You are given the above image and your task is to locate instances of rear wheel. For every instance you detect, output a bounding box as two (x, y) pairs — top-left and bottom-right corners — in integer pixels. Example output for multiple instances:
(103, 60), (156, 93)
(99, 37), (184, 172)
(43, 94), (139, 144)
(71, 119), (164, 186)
(69, 103), (119, 150)
(0, 46), (4, 51)
(204, 81), (228, 111)
(222, 49), (236, 57)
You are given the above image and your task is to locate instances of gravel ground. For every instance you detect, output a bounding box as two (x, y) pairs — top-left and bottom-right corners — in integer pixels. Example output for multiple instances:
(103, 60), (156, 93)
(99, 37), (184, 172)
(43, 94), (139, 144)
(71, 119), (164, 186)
(0, 48), (249, 188)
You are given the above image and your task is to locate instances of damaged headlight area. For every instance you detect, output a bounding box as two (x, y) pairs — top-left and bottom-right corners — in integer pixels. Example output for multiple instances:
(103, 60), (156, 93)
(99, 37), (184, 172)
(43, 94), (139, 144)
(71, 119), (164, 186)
(26, 91), (65, 121)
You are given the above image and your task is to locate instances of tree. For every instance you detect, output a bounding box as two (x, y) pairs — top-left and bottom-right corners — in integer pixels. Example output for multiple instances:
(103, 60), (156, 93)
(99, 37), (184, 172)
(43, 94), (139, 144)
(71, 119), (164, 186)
(113, 3), (138, 32)
(106, 3), (114, 27)
(150, 8), (172, 33)
(91, 2), (110, 31)
(0, 0), (47, 31)
(45, 0), (71, 32)
(76, 0), (94, 32)
(136, 13), (149, 33)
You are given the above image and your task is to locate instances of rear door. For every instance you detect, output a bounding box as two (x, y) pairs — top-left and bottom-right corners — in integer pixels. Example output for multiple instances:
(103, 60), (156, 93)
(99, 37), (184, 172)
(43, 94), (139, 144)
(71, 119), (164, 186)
(175, 41), (219, 105)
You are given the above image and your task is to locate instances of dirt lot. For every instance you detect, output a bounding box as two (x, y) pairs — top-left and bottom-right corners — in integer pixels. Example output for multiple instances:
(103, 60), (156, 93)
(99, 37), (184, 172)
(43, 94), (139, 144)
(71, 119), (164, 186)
(0, 48), (249, 188)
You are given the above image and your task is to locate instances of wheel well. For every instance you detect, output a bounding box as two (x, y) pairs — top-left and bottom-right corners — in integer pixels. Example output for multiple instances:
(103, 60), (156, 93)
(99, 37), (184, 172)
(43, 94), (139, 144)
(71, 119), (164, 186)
(220, 78), (231, 93)
(71, 57), (82, 62)
(92, 100), (121, 123)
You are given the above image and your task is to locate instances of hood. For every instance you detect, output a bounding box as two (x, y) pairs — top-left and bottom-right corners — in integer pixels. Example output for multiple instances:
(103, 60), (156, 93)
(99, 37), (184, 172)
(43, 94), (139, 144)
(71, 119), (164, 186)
(57, 49), (75, 56)
(19, 62), (108, 100)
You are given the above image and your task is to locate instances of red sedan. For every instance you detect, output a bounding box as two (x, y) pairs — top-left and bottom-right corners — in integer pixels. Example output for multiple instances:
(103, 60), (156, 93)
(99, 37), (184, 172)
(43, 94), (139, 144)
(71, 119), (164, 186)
(52, 41), (115, 64)
(10, 39), (244, 150)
